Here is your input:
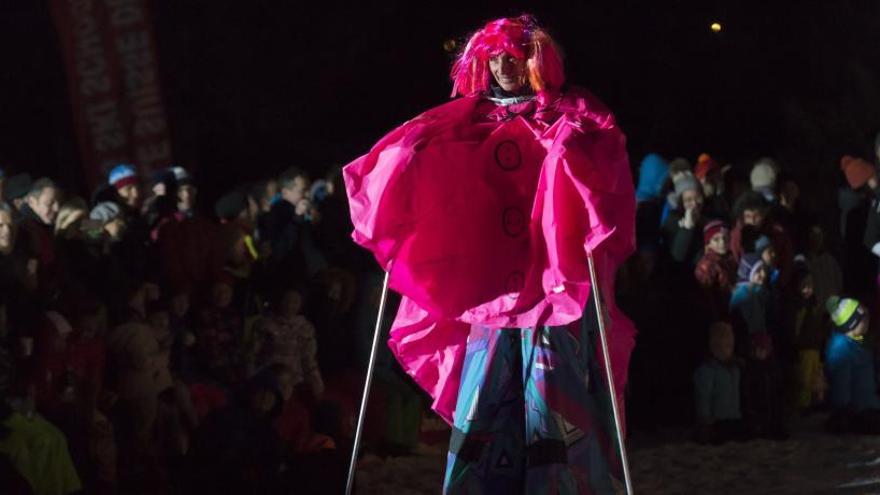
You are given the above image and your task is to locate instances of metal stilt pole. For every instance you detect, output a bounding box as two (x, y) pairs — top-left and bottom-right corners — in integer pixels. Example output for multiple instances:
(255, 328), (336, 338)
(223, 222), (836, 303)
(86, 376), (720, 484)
(587, 251), (634, 494)
(345, 270), (391, 495)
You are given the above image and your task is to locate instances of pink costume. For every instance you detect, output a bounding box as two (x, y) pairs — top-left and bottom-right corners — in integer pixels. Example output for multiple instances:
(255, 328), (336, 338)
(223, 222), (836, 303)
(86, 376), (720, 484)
(343, 16), (637, 426)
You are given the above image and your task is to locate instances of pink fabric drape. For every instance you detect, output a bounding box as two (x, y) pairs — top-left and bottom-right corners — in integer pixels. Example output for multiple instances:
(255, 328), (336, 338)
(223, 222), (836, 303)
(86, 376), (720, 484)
(344, 89), (637, 423)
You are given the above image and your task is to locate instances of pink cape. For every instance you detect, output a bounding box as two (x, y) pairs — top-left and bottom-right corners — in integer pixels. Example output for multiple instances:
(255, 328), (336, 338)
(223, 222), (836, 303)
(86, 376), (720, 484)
(344, 89), (637, 424)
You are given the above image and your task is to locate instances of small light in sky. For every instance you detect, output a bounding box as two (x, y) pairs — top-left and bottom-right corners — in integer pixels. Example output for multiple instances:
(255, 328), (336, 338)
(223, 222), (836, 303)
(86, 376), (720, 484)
(710, 22), (722, 33)
(443, 39), (457, 53)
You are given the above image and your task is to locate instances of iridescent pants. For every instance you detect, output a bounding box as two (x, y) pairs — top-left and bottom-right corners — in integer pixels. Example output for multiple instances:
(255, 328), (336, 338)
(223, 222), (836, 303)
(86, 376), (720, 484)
(443, 319), (621, 494)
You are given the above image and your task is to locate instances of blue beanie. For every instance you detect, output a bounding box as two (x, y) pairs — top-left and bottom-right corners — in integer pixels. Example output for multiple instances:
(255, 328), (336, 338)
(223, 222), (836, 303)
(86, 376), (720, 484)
(636, 154), (670, 202)
(108, 164), (138, 189)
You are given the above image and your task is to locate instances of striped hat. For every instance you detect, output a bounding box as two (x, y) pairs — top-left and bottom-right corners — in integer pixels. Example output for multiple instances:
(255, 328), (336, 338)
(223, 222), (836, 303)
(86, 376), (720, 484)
(826, 296), (867, 332)
(108, 164), (138, 189)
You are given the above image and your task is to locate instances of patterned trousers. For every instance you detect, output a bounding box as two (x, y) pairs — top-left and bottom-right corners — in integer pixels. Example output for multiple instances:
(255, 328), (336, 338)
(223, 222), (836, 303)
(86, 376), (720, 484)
(443, 317), (622, 494)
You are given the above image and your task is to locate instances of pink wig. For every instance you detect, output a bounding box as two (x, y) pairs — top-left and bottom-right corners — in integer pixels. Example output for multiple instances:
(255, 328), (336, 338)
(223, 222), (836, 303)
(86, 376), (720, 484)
(451, 15), (565, 97)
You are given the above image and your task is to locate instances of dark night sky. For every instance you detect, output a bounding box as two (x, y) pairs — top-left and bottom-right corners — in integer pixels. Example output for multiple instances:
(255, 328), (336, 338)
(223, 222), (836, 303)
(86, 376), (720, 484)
(3, 1), (880, 205)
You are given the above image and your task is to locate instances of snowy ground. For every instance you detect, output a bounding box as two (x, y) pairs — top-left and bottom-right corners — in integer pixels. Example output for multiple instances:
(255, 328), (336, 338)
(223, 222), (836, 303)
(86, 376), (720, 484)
(355, 416), (880, 494)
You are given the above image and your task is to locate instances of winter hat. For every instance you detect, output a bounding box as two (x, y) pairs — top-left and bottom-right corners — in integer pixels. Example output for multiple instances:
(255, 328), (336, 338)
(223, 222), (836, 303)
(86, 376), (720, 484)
(703, 219), (728, 244)
(4, 173), (32, 200)
(826, 296), (867, 332)
(737, 253), (765, 283)
(108, 164), (138, 189)
(171, 166), (194, 187)
(668, 157), (692, 176)
(732, 191), (768, 220)
(753, 235), (772, 256)
(673, 171), (701, 197)
(214, 190), (248, 221)
(89, 201), (122, 224)
(635, 153), (670, 202)
(750, 158), (778, 190)
(840, 155), (875, 190)
(694, 153), (719, 180)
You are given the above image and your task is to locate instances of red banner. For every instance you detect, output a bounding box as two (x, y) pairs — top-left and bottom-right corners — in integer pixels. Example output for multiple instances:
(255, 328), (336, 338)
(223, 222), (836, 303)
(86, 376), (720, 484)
(50, 0), (172, 190)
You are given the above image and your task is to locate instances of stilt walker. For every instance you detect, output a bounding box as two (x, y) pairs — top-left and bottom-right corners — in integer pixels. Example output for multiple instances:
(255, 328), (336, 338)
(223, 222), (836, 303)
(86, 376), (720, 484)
(344, 15), (637, 494)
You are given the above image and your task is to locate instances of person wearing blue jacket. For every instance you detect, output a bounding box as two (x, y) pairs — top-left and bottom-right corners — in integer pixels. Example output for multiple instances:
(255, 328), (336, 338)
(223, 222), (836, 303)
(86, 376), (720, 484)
(824, 296), (880, 434)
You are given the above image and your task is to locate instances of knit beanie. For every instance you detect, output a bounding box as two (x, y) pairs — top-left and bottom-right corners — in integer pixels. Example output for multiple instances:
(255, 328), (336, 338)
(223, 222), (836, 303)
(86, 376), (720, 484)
(635, 153), (670, 202)
(750, 158), (778, 190)
(753, 235), (772, 256)
(694, 153), (719, 180)
(826, 296), (867, 332)
(108, 164), (138, 189)
(668, 157), (692, 176)
(840, 155), (875, 190)
(171, 166), (194, 187)
(673, 171), (700, 197)
(89, 201), (121, 224)
(214, 191), (248, 221)
(703, 219), (728, 244)
(4, 173), (32, 200)
(737, 253), (765, 283)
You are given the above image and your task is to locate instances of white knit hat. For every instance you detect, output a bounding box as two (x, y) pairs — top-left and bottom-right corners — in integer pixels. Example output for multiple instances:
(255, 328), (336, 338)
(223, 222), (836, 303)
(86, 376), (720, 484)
(750, 158), (778, 190)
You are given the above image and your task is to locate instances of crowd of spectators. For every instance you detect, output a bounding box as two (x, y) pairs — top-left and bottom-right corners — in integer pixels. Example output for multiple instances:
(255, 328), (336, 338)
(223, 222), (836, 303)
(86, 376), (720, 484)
(624, 143), (880, 444)
(0, 163), (419, 494)
(4, 137), (880, 493)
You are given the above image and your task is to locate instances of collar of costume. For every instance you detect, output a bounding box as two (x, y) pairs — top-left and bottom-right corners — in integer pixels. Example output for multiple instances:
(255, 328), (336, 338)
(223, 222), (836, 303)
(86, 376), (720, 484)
(486, 84), (536, 106)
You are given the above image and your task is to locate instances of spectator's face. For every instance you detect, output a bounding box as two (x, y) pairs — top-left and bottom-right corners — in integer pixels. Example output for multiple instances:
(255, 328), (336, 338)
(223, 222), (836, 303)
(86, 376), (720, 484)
(261, 180), (279, 212)
(211, 283), (233, 309)
(742, 208), (764, 228)
(27, 187), (60, 225)
(148, 311), (170, 335)
(750, 266), (767, 286)
(171, 292), (190, 317)
(752, 345), (770, 361)
(152, 182), (166, 197)
(0, 210), (15, 253)
(681, 189), (703, 212)
(710, 326), (734, 361)
(104, 217), (127, 240)
(177, 185), (197, 212)
(117, 183), (141, 209)
(761, 246), (777, 267)
(281, 177), (308, 205)
(488, 53), (527, 93)
(276, 370), (295, 401)
(280, 291), (302, 318)
(707, 231), (728, 256)
(250, 388), (276, 414)
(851, 310), (869, 337)
(800, 276), (814, 300)
(295, 198), (311, 217)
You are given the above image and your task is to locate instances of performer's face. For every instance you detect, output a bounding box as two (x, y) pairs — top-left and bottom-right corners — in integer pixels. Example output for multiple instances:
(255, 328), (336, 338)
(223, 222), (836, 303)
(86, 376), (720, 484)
(488, 53), (527, 94)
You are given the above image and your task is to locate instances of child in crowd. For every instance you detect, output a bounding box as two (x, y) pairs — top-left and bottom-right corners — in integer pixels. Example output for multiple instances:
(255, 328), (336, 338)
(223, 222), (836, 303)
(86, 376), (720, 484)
(693, 322), (747, 444)
(730, 254), (771, 353)
(695, 220), (737, 317)
(784, 265), (830, 411)
(662, 172), (707, 265)
(196, 276), (244, 385)
(254, 288), (324, 401)
(741, 333), (787, 439)
(824, 297), (880, 434)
